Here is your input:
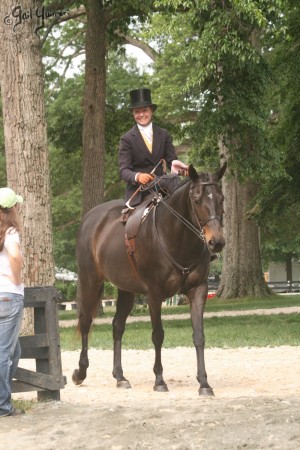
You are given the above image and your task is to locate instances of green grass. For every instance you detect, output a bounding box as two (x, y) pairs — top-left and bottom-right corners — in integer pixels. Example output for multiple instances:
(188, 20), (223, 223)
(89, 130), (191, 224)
(58, 294), (300, 321)
(12, 399), (36, 412)
(59, 313), (300, 351)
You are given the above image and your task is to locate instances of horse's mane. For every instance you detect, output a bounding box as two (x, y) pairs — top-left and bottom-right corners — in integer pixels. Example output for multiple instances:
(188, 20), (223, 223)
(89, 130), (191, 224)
(160, 171), (211, 201)
(139, 170), (213, 204)
(163, 177), (189, 200)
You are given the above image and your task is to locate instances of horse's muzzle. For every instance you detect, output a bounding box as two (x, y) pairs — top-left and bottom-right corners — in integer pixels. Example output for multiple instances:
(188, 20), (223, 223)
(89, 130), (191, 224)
(207, 236), (225, 254)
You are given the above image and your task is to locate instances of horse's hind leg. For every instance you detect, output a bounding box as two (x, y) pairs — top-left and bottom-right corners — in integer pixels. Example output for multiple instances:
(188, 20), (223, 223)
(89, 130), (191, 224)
(112, 289), (134, 388)
(72, 280), (104, 385)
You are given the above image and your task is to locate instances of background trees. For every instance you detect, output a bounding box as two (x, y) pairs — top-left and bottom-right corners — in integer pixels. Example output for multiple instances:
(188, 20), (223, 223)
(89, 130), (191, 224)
(0, 0), (55, 288)
(139, 1), (282, 296)
(0, 0), (56, 330)
(253, 0), (300, 280)
(0, 1), (298, 299)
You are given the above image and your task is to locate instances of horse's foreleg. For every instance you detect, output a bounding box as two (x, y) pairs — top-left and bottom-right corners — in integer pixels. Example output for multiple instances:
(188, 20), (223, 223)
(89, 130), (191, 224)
(188, 284), (214, 396)
(149, 300), (168, 392)
(72, 312), (93, 385)
(112, 290), (134, 389)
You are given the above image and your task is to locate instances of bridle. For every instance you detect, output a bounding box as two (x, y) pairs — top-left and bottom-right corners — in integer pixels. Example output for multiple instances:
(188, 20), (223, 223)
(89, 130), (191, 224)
(152, 180), (223, 280)
(189, 181), (223, 228)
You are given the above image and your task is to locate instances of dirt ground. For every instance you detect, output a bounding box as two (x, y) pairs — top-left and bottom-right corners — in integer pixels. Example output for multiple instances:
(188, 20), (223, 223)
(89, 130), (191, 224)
(1, 345), (300, 449)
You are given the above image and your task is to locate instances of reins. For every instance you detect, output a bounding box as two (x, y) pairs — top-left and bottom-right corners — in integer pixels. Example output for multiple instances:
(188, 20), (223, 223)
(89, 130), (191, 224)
(158, 197), (205, 242)
(153, 204), (200, 281)
(152, 180), (218, 280)
(126, 176), (222, 282)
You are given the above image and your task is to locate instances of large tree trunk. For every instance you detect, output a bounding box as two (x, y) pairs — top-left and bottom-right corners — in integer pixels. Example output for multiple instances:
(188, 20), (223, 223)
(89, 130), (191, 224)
(82, 0), (106, 216)
(0, 0), (55, 331)
(218, 175), (271, 298)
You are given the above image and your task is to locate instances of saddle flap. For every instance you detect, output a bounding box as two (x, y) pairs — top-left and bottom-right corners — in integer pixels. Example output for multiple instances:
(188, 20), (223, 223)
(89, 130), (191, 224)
(124, 199), (154, 240)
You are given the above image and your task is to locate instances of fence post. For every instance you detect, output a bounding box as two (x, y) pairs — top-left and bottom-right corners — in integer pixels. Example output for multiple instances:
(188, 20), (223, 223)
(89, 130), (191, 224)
(12, 286), (66, 400)
(35, 287), (64, 401)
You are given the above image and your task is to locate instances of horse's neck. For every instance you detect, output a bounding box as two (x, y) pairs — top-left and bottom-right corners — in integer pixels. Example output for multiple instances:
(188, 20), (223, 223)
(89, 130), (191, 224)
(165, 183), (192, 220)
(156, 184), (206, 257)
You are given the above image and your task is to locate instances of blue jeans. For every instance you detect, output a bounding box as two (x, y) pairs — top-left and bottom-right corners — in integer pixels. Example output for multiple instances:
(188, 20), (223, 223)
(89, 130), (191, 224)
(0, 293), (24, 416)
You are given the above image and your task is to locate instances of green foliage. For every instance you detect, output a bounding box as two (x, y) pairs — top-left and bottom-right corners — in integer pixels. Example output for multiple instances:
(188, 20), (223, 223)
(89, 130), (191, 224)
(103, 282), (117, 299)
(46, 76), (84, 153)
(46, 49), (148, 269)
(248, 0), (300, 263)
(151, 1), (284, 179)
(146, 1), (299, 268)
(49, 144), (82, 271)
(55, 280), (77, 301)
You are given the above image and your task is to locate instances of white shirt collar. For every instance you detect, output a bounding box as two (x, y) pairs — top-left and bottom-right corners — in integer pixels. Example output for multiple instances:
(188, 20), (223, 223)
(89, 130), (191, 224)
(137, 122), (153, 141)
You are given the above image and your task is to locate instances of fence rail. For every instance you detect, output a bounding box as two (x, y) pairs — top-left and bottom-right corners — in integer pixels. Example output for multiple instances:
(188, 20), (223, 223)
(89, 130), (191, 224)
(11, 286), (66, 401)
(266, 281), (300, 293)
(206, 280), (300, 294)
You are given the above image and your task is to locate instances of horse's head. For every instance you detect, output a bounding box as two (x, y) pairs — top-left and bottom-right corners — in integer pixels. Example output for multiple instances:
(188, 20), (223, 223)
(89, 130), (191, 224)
(188, 163), (226, 254)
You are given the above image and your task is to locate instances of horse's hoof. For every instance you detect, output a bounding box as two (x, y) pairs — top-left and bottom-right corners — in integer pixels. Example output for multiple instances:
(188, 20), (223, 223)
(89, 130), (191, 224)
(199, 387), (214, 396)
(153, 384), (169, 392)
(72, 369), (84, 386)
(116, 380), (131, 389)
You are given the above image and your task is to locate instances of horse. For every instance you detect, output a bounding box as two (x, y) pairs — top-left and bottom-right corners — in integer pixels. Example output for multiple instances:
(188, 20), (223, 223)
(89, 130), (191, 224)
(72, 163), (226, 396)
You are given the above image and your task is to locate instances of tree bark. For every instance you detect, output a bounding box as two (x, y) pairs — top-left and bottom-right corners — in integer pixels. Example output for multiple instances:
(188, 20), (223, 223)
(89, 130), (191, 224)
(0, 1), (55, 330)
(82, 0), (106, 216)
(218, 175), (271, 298)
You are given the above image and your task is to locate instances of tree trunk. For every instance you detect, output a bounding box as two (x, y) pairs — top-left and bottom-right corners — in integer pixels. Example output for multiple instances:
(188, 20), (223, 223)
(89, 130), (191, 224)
(0, 1), (55, 331)
(218, 175), (271, 298)
(82, 0), (106, 216)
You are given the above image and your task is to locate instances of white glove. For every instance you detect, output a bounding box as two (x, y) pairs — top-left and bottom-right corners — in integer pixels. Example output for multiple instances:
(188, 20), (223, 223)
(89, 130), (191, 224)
(171, 160), (189, 175)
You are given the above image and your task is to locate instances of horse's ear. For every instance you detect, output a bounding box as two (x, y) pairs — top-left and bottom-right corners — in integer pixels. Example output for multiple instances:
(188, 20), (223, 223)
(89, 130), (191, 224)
(214, 162), (227, 181)
(189, 165), (198, 182)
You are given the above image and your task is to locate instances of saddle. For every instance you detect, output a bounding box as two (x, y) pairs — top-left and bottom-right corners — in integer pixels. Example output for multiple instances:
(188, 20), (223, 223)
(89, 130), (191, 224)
(121, 198), (157, 258)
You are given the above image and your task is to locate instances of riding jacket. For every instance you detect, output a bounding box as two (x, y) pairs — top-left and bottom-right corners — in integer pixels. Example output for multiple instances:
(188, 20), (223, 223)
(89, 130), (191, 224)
(119, 124), (177, 206)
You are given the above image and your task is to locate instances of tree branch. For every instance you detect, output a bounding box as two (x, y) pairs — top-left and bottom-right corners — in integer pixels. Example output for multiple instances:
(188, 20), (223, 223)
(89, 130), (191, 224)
(40, 5), (86, 47)
(124, 36), (158, 61)
(45, 0), (77, 12)
(115, 31), (159, 62)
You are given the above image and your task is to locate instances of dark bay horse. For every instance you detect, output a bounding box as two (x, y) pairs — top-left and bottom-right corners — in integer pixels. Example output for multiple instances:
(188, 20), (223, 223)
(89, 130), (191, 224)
(72, 163), (226, 396)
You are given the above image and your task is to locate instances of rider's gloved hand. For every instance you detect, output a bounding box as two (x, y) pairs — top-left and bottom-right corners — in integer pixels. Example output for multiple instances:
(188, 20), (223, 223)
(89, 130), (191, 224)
(137, 173), (155, 185)
(171, 160), (189, 176)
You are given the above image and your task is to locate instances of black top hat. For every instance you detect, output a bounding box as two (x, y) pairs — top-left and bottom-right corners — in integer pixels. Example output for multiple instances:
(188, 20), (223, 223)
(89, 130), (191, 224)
(129, 88), (157, 111)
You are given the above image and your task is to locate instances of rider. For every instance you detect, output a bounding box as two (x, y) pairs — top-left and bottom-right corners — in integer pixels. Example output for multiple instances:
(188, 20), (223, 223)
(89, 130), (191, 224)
(119, 88), (188, 207)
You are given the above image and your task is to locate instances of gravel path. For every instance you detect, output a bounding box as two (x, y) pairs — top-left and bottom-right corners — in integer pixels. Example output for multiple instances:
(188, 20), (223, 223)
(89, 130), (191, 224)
(59, 305), (300, 327)
(5, 346), (300, 449)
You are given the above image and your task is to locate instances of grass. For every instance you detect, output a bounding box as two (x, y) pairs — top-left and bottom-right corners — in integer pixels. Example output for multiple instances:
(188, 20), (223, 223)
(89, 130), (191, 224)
(59, 312), (300, 351)
(12, 399), (36, 412)
(58, 294), (300, 321)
